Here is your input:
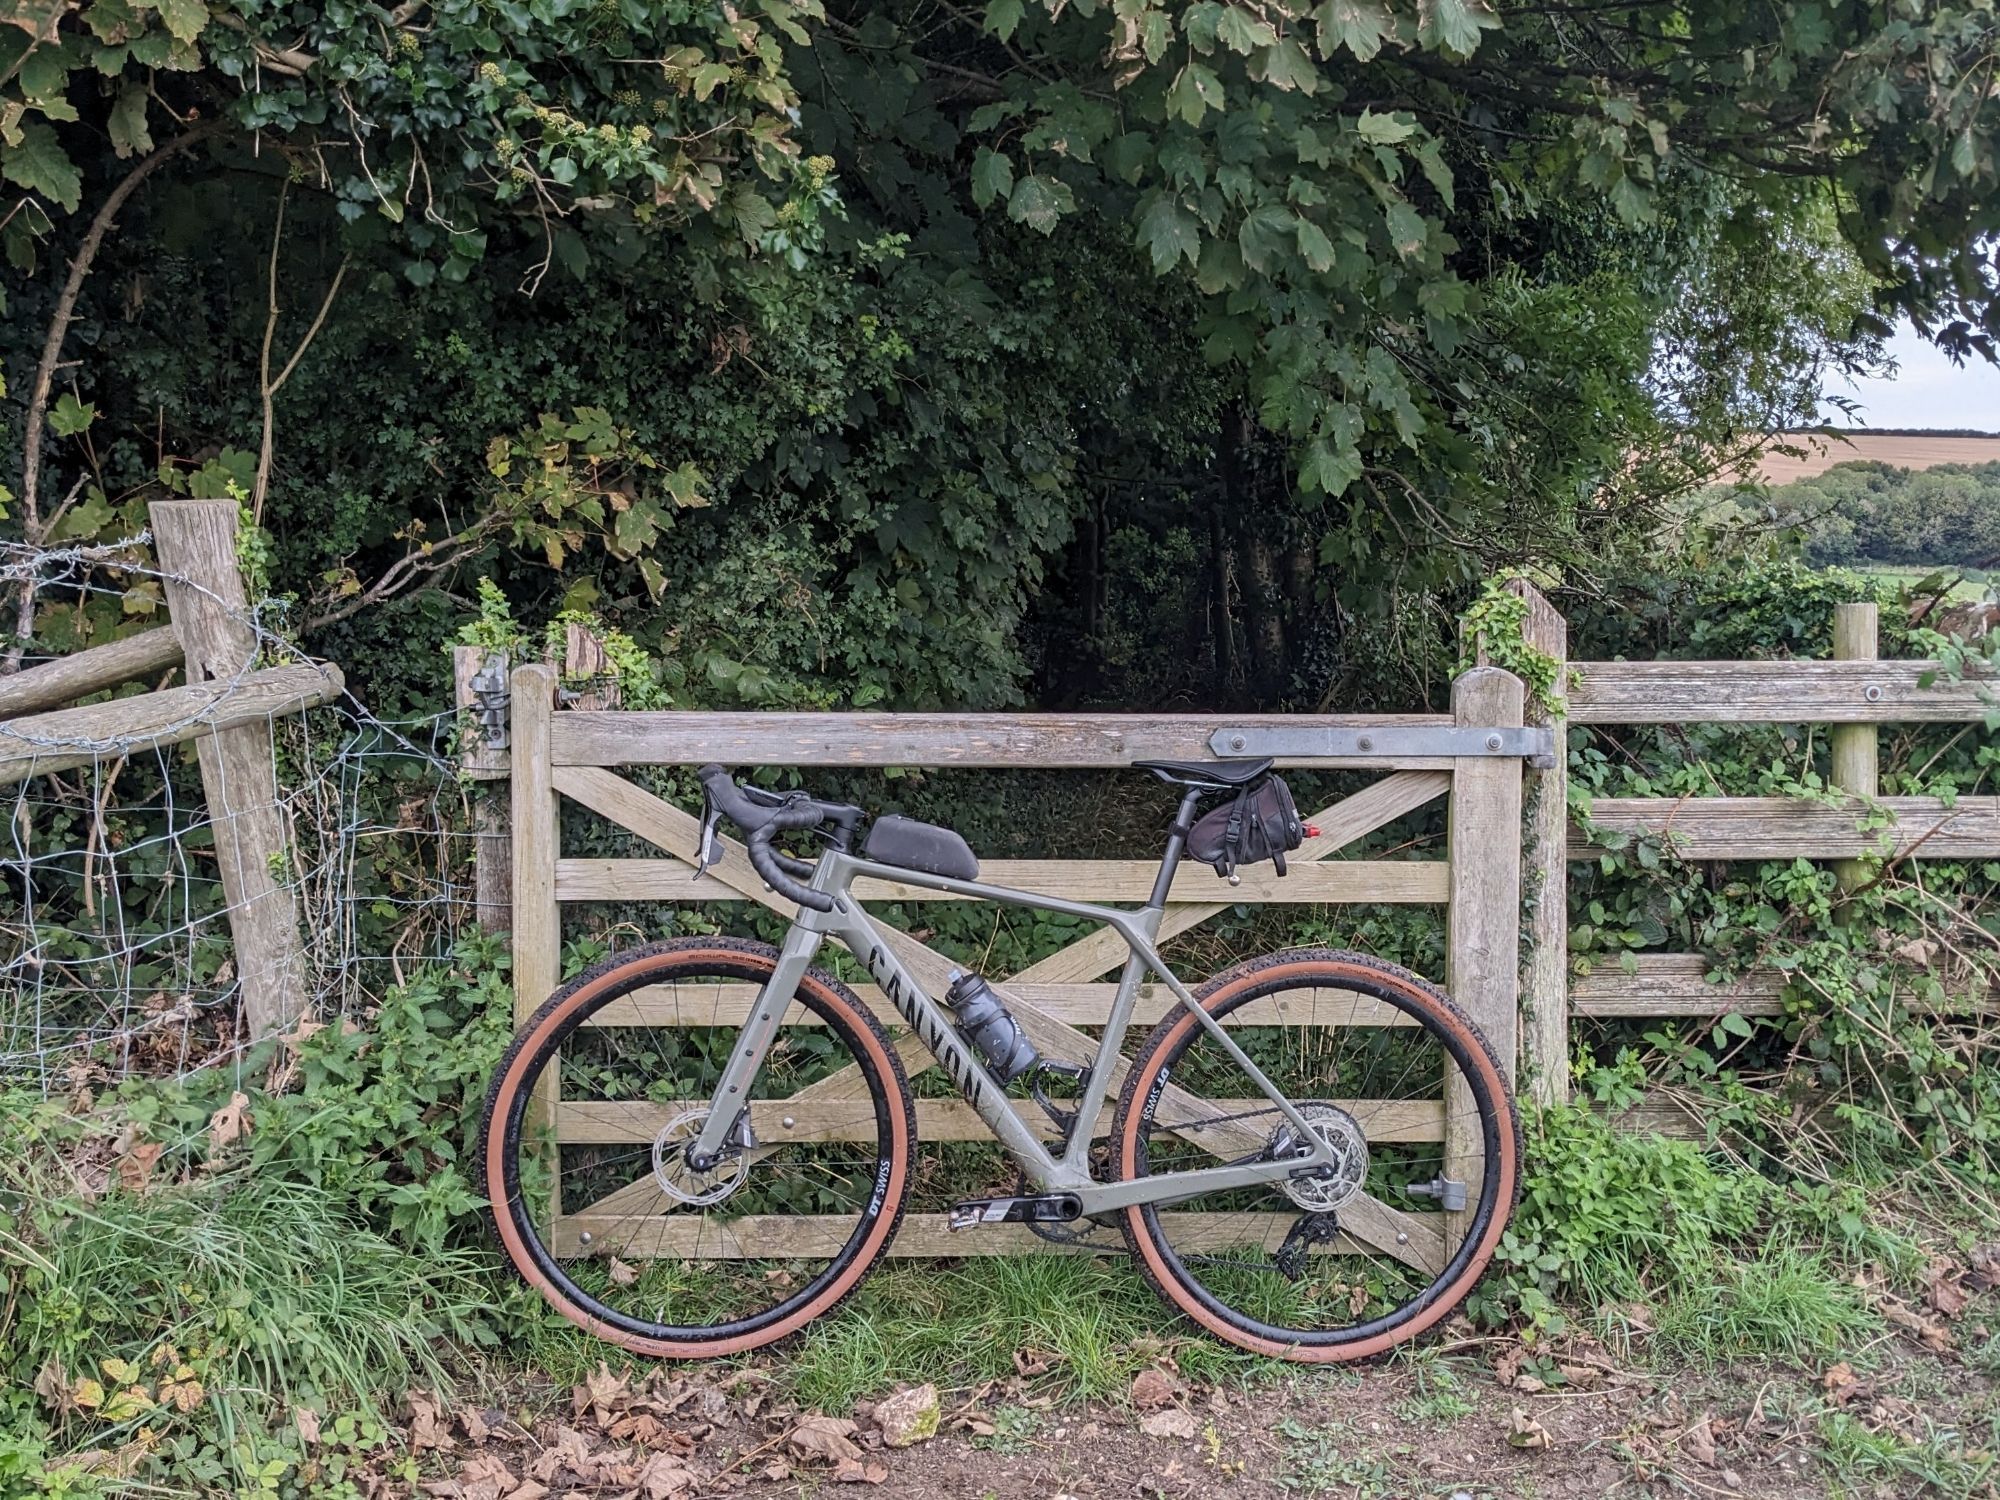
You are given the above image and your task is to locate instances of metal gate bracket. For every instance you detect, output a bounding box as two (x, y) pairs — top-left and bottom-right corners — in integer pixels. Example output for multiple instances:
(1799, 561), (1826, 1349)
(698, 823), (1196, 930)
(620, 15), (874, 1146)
(1208, 725), (1556, 769)
(468, 653), (511, 751)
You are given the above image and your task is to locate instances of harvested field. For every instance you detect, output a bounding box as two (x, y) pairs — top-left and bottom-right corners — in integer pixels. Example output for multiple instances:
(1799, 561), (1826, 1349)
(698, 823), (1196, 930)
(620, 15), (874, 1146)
(1747, 431), (2000, 484)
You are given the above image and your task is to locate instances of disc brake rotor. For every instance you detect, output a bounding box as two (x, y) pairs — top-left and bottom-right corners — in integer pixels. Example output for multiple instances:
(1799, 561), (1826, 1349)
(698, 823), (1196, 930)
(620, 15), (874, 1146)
(651, 1106), (749, 1207)
(1275, 1101), (1369, 1212)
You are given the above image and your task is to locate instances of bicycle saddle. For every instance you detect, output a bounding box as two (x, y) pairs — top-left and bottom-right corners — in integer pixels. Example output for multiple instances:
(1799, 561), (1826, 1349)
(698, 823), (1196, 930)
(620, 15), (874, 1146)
(1132, 757), (1274, 788)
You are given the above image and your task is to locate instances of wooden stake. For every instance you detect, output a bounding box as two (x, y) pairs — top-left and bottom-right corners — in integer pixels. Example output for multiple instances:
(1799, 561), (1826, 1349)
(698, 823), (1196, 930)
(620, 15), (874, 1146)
(1831, 602), (1879, 896)
(453, 645), (512, 934)
(1503, 580), (1570, 1107)
(150, 499), (310, 1042)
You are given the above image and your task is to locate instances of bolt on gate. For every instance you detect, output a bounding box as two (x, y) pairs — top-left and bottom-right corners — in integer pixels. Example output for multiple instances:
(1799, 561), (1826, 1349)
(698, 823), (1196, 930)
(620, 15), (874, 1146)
(479, 658), (1546, 1262)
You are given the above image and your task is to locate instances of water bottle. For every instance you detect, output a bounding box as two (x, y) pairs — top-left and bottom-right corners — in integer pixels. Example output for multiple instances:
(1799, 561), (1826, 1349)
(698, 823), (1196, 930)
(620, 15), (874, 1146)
(945, 970), (1041, 1083)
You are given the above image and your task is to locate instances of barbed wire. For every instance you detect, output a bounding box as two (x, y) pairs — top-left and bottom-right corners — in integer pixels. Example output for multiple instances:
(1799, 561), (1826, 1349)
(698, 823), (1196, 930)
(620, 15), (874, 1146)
(0, 538), (478, 1091)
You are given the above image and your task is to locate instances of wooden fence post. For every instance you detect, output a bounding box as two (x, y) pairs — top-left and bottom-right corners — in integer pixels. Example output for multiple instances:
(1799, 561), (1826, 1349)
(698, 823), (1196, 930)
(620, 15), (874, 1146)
(1504, 580), (1570, 1107)
(1831, 602), (1879, 897)
(510, 663), (560, 1025)
(150, 499), (309, 1042)
(1446, 667), (1525, 1237)
(453, 645), (513, 934)
(509, 662), (561, 1218)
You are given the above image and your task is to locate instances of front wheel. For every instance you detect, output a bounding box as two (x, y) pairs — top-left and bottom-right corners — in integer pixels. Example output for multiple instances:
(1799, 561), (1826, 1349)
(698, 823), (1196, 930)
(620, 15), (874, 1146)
(480, 937), (917, 1358)
(1113, 948), (1520, 1361)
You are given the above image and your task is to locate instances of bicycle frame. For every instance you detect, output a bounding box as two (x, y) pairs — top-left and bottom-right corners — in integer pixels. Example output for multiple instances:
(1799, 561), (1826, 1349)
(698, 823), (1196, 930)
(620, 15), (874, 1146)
(686, 798), (1342, 1217)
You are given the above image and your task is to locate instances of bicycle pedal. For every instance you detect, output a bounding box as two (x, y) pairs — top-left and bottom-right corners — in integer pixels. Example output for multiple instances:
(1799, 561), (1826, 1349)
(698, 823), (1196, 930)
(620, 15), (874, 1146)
(946, 1194), (1082, 1231)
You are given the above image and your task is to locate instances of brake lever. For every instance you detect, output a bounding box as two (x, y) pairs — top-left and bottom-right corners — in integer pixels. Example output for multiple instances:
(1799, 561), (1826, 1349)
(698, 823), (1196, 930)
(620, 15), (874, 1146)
(694, 792), (724, 879)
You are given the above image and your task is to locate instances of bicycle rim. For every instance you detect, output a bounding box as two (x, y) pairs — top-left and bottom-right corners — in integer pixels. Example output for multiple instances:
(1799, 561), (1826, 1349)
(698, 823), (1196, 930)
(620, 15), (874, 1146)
(482, 939), (915, 1356)
(1114, 949), (1520, 1360)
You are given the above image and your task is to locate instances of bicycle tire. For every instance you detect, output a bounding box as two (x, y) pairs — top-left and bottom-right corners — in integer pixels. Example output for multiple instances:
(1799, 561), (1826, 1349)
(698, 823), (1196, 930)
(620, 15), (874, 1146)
(480, 937), (916, 1358)
(1112, 947), (1522, 1361)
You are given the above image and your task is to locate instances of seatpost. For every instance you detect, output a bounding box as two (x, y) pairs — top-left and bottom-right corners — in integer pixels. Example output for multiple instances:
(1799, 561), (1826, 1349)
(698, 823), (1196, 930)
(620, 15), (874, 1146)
(1146, 787), (1207, 908)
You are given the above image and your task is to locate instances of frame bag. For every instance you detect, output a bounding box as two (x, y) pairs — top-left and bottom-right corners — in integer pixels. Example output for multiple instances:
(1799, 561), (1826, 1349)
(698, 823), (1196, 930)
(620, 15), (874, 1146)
(1187, 775), (1306, 879)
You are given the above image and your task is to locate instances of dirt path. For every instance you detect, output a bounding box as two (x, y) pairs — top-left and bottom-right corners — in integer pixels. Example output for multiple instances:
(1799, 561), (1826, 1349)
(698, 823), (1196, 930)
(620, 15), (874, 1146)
(395, 1329), (1994, 1500)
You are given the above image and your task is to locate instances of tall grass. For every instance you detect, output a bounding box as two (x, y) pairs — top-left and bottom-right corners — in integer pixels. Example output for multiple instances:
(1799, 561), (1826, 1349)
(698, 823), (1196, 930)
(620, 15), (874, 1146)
(5, 1163), (500, 1463)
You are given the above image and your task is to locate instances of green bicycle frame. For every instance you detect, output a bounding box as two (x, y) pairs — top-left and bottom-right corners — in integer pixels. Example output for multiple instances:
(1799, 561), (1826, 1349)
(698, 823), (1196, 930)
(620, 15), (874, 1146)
(685, 813), (1341, 1216)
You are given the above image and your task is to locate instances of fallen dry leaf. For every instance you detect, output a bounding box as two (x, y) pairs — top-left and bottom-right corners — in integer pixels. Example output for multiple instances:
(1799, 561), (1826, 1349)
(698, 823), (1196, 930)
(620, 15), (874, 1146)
(1138, 1408), (1197, 1440)
(832, 1456), (889, 1484)
(1926, 1263), (1972, 1319)
(636, 1452), (695, 1499)
(1680, 1416), (1718, 1467)
(116, 1139), (164, 1194)
(608, 1256), (640, 1288)
(208, 1091), (252, 1151)
(1881, 1296), (1952, 1352)
(408, 1390), (456, 1452)
(577, 1362), (632, 1425)
(1507, 1407), (1552, 1451)
(788, 1413), (864, 1466)
(293, 1406), (321, 1445)
(1130, 1368), (1181, 1412)
(873, 1383), (939, 1448)
(1493, 1343), (1528, 1388)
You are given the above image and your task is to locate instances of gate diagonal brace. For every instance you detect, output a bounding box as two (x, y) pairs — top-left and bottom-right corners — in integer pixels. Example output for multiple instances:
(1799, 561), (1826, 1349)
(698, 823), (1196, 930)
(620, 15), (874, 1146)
(1209, 725), (1556, 769)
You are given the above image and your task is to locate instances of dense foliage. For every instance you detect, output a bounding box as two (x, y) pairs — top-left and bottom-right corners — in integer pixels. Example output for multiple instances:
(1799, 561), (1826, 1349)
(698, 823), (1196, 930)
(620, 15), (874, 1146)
(5, 2), (1998, 711)
(1750, 460), (2000, 571)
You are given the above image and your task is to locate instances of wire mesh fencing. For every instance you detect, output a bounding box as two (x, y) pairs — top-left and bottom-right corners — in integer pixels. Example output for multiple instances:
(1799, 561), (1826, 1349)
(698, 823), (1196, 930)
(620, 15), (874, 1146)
(0, 532), (481, 1092)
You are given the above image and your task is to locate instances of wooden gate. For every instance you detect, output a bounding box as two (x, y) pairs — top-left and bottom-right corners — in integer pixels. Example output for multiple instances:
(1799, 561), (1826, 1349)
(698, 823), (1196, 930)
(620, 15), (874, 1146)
(492, 661), (1531, 1260)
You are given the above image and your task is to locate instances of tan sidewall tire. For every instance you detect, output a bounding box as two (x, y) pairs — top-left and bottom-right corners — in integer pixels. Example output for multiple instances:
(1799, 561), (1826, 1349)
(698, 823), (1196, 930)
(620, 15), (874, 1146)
(1114, 948), (1521, 1362)
(481, 938), (916, 1358)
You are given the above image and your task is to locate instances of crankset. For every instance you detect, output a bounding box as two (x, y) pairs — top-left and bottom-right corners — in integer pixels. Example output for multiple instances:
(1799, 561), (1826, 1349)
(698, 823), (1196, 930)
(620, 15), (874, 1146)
(946, 1193), (1083, 1231)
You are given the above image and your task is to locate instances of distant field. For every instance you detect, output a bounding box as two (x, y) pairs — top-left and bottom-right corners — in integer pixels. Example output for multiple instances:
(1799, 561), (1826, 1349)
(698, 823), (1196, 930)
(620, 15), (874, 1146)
(1854, 563), (1987, 603)
(1746, 431), (2000, 484)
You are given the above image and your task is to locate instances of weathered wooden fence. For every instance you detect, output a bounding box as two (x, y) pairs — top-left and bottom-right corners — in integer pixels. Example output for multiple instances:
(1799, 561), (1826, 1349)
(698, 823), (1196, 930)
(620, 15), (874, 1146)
(465, 578), (2000, 1211)
(480, 657), (1533, 1258)
(0, 499), (343, 1042)
(1505, 587), (1999, 1125)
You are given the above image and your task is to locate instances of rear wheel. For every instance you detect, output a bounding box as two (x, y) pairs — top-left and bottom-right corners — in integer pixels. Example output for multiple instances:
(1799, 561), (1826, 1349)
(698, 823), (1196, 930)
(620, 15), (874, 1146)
(1113, 948), (1520, 1361)
(481, 938), (916, 1357)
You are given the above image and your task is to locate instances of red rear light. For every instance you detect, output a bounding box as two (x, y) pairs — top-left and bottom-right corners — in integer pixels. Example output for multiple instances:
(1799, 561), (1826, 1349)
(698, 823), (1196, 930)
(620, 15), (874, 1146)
(1304, 824), (1321, 838)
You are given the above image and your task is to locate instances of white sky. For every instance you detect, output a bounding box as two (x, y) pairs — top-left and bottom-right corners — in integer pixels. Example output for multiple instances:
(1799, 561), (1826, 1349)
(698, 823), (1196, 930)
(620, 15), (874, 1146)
(1821, 320), (2000, 431)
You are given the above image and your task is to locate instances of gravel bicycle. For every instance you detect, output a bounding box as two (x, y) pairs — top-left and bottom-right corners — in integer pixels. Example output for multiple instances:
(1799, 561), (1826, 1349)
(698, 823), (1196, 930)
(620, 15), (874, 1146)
(482, 760), (1520, 1361)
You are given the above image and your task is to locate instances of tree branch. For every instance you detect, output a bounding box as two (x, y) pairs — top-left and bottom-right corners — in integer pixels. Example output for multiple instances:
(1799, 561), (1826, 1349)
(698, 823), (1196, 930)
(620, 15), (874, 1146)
(10, 118), (228, 674)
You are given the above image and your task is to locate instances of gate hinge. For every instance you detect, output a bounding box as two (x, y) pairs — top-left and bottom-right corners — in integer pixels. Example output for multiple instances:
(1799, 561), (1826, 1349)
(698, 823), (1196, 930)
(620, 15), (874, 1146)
(467, 652), (510, 751)
(1208, 725), (1555, 769)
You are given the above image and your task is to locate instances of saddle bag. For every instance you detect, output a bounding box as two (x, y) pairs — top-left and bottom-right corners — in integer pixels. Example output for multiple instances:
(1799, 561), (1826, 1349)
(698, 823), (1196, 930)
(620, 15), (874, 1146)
(1187, 774), (1307, 879)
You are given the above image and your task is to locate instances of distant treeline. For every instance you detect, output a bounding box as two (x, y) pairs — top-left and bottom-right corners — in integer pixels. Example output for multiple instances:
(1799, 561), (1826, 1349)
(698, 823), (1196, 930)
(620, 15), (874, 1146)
(1763, 461), (2000, 570)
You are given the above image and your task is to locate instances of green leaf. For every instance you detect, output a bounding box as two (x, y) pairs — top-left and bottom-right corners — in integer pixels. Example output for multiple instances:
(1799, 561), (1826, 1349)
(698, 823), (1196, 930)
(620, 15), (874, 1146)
(729, 183), (778, 245)
(663, 461), (708, 508)
(1136, 195), (1199, 272)
(1417, 0), (1499, 59)
(984, 0), (1024, 41)
(1006, 173), (1074, 233)
(1194, 237), (1245, 294)
(1, 122), (81, 213)
(1356, 110), (1417, 146)
(1166, 63), (1224, 127)
(1215, 7), (1277, 54)
(971, 147), (1013, 209)
(1294, 216), (1335, 273)
(48, 392), (96, 437)
(108, 85), (153, 160)
(691, 63), (733, 101)
(1258, 39), (1319, 94)
(155, 0), (210, 43)
(1315, 0), (1393, 62)
(1383, 199), (1427, 257)
(1301, 440), (1363, 497)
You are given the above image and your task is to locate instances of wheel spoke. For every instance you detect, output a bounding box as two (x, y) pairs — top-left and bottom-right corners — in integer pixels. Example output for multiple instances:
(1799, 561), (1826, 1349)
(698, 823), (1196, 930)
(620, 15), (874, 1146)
(484, 943), (910, 1350)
